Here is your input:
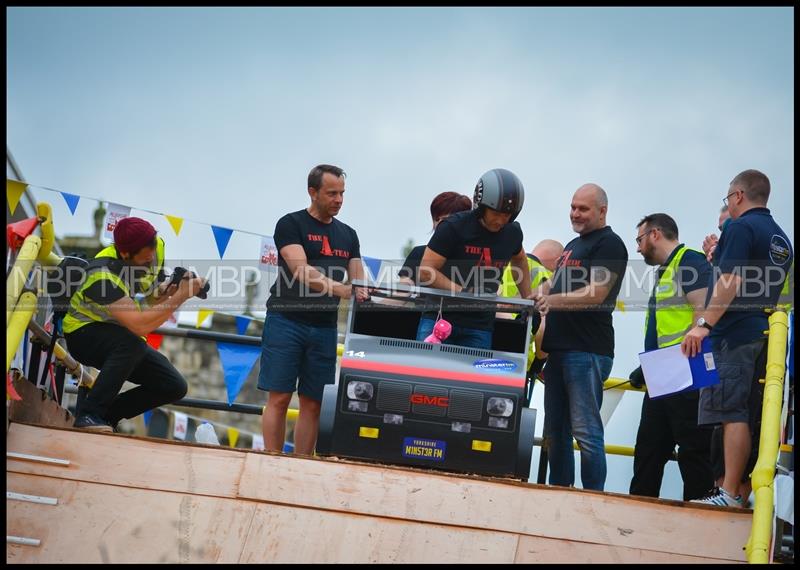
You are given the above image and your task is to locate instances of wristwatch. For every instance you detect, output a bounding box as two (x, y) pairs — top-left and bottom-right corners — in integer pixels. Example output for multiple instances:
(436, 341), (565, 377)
(696, 317), (713, 331)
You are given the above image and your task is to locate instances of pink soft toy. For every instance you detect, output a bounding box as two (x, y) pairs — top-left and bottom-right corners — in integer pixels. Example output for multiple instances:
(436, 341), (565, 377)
(424, 318), (452, 344)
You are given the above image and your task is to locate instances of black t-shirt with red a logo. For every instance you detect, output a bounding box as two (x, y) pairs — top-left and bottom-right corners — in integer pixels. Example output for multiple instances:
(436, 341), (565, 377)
(267, 209), (361, 327)
(542, 225), (628, 357)
(424, 209), (524, 331)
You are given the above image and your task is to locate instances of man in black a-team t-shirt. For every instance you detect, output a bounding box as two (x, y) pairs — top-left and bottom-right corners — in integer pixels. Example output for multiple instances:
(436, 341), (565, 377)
(417, 168), (545, 349)
(258, 164), (367, 456)
(541, 183), (628, 492)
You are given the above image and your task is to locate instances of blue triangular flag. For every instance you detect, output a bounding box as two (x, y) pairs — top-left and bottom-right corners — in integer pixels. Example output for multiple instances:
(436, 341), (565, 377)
(235, 315), (251, 336)
(211, 225), (234, 259)
(61, 192), (81, 215)
(217, 341), (261, 405)
(143, 409), (153, 426)
(363, 256), (382, 282)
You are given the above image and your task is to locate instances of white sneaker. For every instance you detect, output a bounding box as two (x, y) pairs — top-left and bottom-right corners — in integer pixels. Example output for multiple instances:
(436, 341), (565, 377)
(691, 487), (744, 508)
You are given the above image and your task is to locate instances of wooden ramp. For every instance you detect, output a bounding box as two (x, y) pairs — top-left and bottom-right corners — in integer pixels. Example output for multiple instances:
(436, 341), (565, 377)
(6, 422), (750, 563)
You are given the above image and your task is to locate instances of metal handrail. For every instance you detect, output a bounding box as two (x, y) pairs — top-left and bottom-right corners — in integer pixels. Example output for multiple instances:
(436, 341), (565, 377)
(746, 310), (790, 563)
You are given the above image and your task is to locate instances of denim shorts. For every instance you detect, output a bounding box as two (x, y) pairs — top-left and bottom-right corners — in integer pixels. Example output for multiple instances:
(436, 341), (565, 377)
(698, 338), (767, 425)
(257, 312), (338, 402)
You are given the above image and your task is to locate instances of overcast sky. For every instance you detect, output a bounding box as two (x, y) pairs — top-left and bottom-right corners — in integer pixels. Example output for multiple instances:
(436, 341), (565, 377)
(7, 7), (794, 498)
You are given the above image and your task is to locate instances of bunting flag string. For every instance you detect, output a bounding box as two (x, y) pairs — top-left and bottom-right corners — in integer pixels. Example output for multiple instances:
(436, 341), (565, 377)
(146, 333), (164, 351)
(197, 310), (214, 328)
(6, 179), (27, 216)
(211, 225), (234, 259)
(362, 256), (383, 283)
(217, 341), (261, 405)
(227, 426), (240, 448)
(235, 315), (252, 336)
(103, 203), (131, 239)
(259, 236), (279, 269)
(173, 411), (188, 440)
(7, 179), (396, 329)
(10, 178), (397, 276)
(164, 214), (184, 236)
(60, 191), (81, 215)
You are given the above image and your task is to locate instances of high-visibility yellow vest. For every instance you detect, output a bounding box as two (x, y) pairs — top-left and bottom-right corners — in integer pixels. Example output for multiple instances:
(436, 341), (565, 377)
(778, 261), (794, 312)
(62, 259), (140, 334)
(645, 245), (702, 348)
(500, 255), (551, 298)
(500, 255), (552, 368)
(96, 236), (165, 295)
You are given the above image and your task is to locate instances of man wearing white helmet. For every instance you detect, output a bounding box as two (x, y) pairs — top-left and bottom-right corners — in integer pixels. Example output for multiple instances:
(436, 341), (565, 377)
(417, 168), (546, 349)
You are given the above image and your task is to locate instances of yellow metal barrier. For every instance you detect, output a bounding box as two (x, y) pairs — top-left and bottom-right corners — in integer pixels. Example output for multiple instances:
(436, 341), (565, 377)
(35, 202), (60, 266)
(6, 291), (38, 373)
(745, 311), (789, 564)
(572, 441), (635, 458)
(603, 377), (645, 393)
(6, 202), (59, 324)
(6, 235), (41, 324)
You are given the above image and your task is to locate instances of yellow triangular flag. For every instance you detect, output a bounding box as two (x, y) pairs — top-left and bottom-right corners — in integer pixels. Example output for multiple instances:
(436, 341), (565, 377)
(165, 214), (184, 236)
(227, 427), (239, 448)
(615, 300), (626, 313)
(7, 179), (27, 216)
(197, 309), (214, 328)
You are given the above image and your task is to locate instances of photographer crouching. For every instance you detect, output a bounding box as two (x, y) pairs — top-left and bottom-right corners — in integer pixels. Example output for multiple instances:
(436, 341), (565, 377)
(63, 217), (207, 432)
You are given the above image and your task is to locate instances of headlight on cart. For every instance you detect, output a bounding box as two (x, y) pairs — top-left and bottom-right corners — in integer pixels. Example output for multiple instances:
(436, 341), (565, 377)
(488, 416), (509, 429)
(486, 397), (513, 417)
(347, 381), (374, 401)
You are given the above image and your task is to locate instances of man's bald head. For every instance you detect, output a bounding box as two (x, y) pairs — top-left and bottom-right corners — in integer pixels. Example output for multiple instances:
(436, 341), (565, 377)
(575, 183), (608, 207)
(570, 183), (608, 235)
(531, 239), (564, 272)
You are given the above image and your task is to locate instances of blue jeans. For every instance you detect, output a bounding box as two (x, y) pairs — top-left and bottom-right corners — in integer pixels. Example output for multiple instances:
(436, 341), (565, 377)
(416, 317), (493, 350)
(257, 312), (337, 402)
(543, 350), (613, 491)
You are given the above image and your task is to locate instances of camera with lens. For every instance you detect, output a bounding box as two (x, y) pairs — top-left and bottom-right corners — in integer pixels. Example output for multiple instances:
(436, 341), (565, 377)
(165, 266), (210, 299)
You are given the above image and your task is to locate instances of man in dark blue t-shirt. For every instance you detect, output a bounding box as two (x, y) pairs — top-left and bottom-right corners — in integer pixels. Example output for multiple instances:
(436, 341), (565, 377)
(541, 183), (628, 492)
(259, 164), (368, 456)
(628, 213), (714, 501)
(683, 169), (793, 508)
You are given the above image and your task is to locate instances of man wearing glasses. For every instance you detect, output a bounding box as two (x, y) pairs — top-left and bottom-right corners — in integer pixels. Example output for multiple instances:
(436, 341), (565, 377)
(702, 204), (731, 263)
(628, 213), (714, 501)
(682, 169), (793, 508)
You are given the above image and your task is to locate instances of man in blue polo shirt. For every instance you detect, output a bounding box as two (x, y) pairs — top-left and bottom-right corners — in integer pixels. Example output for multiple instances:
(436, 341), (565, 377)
(682, 169), (793, 508)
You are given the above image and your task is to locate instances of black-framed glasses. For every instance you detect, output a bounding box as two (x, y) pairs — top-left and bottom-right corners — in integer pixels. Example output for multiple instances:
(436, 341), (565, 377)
(723, 190), (741, 206)
(635, 228), (655, 245)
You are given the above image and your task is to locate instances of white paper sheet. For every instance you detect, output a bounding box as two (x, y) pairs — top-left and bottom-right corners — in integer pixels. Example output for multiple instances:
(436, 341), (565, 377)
(638, 343), (693, 398)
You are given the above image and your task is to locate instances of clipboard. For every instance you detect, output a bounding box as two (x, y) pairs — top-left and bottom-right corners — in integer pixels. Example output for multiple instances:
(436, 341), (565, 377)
(638, 337), (720, 399)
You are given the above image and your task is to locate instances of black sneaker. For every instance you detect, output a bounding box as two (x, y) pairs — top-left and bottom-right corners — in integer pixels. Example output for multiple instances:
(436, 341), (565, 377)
(73, 414), (113, 433)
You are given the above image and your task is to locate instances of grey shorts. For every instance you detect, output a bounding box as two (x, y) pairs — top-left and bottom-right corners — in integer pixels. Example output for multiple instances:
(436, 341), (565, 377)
(698, 338), (767, 426)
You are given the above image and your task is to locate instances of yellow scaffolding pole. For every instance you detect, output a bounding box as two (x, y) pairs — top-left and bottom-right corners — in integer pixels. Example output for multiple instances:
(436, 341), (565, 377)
(745, 311), (789, 564)
(572, 441), (636, 458)
(35, 202), (61, 266)
(6, 235), (41, 324)
(6, 291), (38, 373)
